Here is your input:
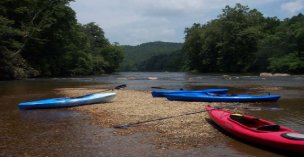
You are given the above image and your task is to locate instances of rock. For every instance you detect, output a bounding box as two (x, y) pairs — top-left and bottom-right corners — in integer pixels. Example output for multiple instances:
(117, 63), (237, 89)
(147, 77), (158, 80)
(260, 72), (273, 77)
(273, 73), (290, 76)
(222, 75), (232, 80)
(260, 72), (291, 77)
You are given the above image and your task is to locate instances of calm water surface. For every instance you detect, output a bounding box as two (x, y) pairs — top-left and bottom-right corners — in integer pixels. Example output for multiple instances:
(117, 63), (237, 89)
(0, 72), (304, 156)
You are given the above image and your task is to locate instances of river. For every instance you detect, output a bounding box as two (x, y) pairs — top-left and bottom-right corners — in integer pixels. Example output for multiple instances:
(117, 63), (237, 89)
(0, 72), (303, 156)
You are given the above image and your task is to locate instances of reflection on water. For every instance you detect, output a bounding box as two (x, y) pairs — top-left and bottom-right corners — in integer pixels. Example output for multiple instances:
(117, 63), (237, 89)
(0, 72), (303, 156)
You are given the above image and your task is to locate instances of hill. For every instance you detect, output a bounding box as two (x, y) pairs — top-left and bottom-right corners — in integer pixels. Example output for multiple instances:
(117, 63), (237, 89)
(120, 41), (183, 71)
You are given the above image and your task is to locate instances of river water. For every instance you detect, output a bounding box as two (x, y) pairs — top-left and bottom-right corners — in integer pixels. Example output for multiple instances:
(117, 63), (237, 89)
(0, 72), (303, 156)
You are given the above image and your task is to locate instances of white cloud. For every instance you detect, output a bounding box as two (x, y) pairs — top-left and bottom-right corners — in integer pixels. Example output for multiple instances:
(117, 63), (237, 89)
(70, 0), (296, 45)
(281, 0), (304, 14)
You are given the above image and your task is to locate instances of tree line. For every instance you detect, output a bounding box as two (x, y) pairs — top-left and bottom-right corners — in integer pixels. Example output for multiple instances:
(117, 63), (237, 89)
(0, 0), (123, 80)
(184, 4), (304, 74)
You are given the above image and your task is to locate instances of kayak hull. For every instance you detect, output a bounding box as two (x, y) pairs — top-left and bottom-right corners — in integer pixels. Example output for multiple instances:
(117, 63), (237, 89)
(205, 105), (304, 155)
(166, 93), (280, 102)
(18, 93), (116, 110)
(152, 88), (229, 97)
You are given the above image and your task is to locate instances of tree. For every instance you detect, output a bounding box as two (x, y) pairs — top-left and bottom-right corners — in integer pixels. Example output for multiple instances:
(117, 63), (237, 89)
(20, 0), (92, 76)
(100, 45), (123, 73)
(184, 4), (263, 73)
(268, 53), (304, 73)
(0, 0), (124, 79)
(0, 0), (49, 79)
(216, 4), (262, 72)
(183, 23), (204, 71)
(83, 22), (109, 49)
(264, 14), (304, 73)
(82, 22), (123, 74)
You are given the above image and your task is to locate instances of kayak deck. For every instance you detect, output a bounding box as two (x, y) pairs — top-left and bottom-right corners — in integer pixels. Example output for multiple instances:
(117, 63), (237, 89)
(18, 93), (116, 110)
(151, 88), (229, 97)
(166, 92), (280, 102)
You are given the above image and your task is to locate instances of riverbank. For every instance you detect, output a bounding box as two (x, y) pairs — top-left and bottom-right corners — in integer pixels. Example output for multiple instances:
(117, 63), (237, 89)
(55, 88), (246, 148)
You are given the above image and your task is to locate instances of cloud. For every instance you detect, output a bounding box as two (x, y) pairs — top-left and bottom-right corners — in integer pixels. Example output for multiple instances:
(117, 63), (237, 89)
(107, 17), (178, 45)
(281, 0), (304, 14)
(70, 0), (296, 45)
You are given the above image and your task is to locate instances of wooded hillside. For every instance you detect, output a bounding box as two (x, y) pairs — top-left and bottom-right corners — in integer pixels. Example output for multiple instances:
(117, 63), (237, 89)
(120, 42), (183, 71)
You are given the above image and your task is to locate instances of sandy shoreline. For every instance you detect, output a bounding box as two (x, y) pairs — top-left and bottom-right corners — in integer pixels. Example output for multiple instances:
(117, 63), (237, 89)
(56, 88), (245, 148)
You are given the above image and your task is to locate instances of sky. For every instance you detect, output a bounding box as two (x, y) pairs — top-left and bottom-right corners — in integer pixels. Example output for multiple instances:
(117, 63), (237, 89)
(70, 0), (304, 45)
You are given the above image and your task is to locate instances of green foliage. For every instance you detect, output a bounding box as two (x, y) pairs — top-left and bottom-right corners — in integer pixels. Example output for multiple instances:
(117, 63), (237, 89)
(83, 22), (109, 49)
(120, 41), (183, 71)
(183, 23), (206, 71)
(184, 4), (263, 73)
(0, 0), (124, 80)
(82, 22), (123, 74)
(269, 53), (304, 73)
(256, 14), (304, 73)
(184, 4), (304, 74)
(99, 45), (124, 73)
(137, 50), (185, 72)
(0, 0), (40, 79)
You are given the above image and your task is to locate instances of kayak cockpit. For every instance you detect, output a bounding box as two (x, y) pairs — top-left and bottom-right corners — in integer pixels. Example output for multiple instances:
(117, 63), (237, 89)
(228, 114), (290, 132)
(257, 124), (280, 131)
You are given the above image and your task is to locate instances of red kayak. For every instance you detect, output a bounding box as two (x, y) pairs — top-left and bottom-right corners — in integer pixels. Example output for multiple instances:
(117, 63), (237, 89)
(205, 105), (304, 155)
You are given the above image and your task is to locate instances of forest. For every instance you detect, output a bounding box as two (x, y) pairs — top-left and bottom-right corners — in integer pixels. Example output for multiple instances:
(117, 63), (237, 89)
(184, 4), (304, 73)
(0, 0), (123, 80)
(1, 1), (303, 80)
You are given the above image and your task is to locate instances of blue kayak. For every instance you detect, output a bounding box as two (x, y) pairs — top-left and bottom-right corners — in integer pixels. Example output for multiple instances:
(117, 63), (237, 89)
(152, 88), (229, 97)
(165, 92), (280, 102)
(18, 93), (116, 110)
